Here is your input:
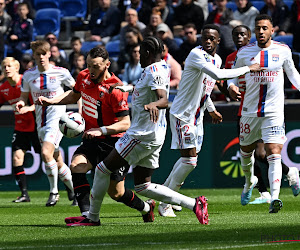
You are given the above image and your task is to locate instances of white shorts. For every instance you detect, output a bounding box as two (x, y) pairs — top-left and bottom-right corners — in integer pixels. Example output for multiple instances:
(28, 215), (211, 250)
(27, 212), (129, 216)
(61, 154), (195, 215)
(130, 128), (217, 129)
(239, 116), (287, 146)
(38, 124), (63, 151)
(170, 114), (203, 153)
(115, 133), (163, 169)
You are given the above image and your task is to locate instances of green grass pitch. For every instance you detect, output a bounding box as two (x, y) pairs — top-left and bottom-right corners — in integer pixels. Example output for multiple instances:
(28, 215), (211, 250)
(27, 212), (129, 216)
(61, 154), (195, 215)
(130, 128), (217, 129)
(1, 188), (300, 249)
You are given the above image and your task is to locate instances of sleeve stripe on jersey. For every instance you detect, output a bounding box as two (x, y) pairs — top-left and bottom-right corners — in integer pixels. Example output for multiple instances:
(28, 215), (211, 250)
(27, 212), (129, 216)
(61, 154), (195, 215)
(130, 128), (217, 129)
(115, 110), (129, 117)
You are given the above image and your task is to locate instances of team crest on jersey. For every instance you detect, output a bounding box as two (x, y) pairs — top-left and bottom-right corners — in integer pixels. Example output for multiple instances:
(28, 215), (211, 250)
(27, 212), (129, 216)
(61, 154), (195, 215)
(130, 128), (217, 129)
(204, 54), (210, 62)
(49, 76), (56, 83)
(272, 54), (279, 62)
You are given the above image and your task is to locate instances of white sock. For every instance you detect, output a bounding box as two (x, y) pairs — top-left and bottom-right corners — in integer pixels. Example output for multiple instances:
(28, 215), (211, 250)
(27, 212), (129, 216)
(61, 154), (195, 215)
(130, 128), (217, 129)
(168, 157), (197, 192)
(135, 182), (195, 210)
(58, 163), (73, 192)
(163, 158), (181, 187)
(267, 154), (282, 201)
(240, 150), (255, 190)
(45, 159), (58, 194)
(88, 161), (111, 222)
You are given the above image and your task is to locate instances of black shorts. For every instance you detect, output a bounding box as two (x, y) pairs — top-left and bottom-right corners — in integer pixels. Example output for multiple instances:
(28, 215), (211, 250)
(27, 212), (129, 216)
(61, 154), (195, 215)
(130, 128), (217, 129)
(74, 137), (129, 182)
(12, 130), (41, 154)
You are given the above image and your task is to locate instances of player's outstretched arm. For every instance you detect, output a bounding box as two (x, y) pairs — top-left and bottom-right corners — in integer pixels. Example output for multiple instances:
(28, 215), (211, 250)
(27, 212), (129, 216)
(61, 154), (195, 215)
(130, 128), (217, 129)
(15, 92), (29, 113)
(144, 89), (168, 123)
(35, 90), (81, 106)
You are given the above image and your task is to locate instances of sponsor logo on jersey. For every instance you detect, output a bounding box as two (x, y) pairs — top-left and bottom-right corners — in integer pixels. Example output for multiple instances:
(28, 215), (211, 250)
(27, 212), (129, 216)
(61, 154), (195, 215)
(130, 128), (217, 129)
(1, 88), (9, 95)
(272, 54), (279, 62)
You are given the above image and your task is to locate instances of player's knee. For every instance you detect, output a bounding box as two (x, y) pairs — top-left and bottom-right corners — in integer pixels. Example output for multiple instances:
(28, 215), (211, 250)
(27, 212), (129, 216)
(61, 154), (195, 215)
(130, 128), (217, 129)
(107, 188), (123, 200)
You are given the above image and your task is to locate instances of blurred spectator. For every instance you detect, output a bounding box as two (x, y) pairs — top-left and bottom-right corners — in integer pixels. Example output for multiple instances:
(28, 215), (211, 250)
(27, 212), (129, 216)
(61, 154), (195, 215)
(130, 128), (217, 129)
(0, 32), (3, 61)
(118, 0), (153, 25)
(233, 0), (259, 33)
(156, 23), (178, 57)
(206, 0), (235, 63)
(122, 44), (142, 86)
(71, 52), (86, 80)
(69, 36), (82, 71)
(7, 2), (33, 60)
(162, 42), (181, 89)
(6, 0), (35, 21)
(117, 27), (143, 74)
(176, 23), (202, 67)
(19, 53), (34, 74)
(119, 8), (146, 50)
(173, 0), (204, 37)
(194, 0), (209, 20)
(143, 8), (173, 38)
(0, 0), (12, 35)
(154, 0), (174, 28)
(87, 0), (121, 44)
(44, 32), (67, 59)
(260, 0), (289, 36)
(50, 45), (71, 70)
(289, 0), (300, 51)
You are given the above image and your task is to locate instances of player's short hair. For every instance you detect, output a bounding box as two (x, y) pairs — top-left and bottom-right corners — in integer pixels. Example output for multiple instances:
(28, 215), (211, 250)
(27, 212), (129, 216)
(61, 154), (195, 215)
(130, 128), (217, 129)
(255, 14), (273, 25)
(88, 46), (109, 61)
(31, 40), (50, 53)
(232, 25), (251, 37)
(202, 24), (220, 35)
(1, 57), (20, 71)
(141, 36), (164, 55)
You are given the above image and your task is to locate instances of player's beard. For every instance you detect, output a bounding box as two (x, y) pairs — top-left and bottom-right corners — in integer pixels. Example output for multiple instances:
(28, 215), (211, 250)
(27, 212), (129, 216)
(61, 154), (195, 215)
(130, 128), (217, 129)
(91, 69), (105, 84)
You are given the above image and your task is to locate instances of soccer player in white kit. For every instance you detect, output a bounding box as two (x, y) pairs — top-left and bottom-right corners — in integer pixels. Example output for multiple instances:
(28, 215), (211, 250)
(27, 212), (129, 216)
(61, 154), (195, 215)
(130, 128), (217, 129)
(158, 24), (262, 217)
(228, 14), (300, 213)
(69, 37), (210, 226)
(15, 40), (76, 206)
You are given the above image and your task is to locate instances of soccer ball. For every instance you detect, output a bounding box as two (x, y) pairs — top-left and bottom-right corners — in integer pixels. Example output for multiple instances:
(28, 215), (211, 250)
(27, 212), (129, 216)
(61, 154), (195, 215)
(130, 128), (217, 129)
(59, 111), (85, 138)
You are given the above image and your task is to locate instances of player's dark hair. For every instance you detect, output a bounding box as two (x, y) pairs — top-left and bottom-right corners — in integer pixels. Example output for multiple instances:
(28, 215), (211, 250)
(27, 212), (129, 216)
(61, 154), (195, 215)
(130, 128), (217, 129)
(141, 36), (164, 55)
(202, 24), (220, 35)
(255, 14), (273, 25)
(88, 46), (109, 60)
(232, 25), (251, 37)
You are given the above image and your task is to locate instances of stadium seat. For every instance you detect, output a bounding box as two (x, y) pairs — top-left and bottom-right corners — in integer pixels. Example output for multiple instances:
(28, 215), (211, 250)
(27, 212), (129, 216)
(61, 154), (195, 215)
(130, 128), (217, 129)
(273, 35), (293, 49)
(81, 41), (103, 54)
(33, 8), (61, 39)
(60, 0), (87, 40)
(174, 37), (183, 47)
(34, 0), (59, 10)
(251, 1), (265, 10)
(106, 40), (121, 59)
(283, 0), (293, 10)
(226, 1), (237, 11)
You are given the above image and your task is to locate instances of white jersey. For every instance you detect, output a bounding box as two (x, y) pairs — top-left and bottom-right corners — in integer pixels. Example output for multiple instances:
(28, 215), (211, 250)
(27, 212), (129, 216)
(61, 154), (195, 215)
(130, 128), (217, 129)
(229, 41), (300, 117)
(170, 46), (250, 124)
(126, 60), (170, 146)
(22, 65), (75, 129)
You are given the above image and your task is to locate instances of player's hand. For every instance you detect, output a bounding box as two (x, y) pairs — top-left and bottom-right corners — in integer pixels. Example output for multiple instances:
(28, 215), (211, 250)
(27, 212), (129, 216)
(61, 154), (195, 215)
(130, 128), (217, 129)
(82, 128), (103, 139)
(144, 103), (159, 123)
(35, 96), (51, 106)
(15, 100), (25, 113)
(228, 85), (241, 101)
(248, 63), (262, 72)
(115, 85), (134, 93)
(18, 105), (33, 114)
(209, 110), (223, 124)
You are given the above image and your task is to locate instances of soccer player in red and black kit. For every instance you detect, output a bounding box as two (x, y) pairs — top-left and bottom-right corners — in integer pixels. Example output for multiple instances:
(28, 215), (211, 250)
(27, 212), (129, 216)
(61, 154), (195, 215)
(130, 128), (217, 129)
(36, 47), (155, 223)
(0, 57), (40, 202)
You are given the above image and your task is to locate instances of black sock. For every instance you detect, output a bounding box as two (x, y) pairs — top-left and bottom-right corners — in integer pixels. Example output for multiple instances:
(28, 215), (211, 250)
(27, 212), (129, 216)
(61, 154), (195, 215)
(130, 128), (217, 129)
(13, 166), (28, 197)
(282, 162), (289, 175)
(72, 173), (90, 213)
(254, 160), (268, 193)
(117, 188), (145, 211)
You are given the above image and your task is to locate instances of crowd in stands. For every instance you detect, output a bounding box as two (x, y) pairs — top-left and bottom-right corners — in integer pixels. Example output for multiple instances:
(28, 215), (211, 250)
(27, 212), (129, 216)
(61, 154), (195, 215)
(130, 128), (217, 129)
(0, 0), (300, 97)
